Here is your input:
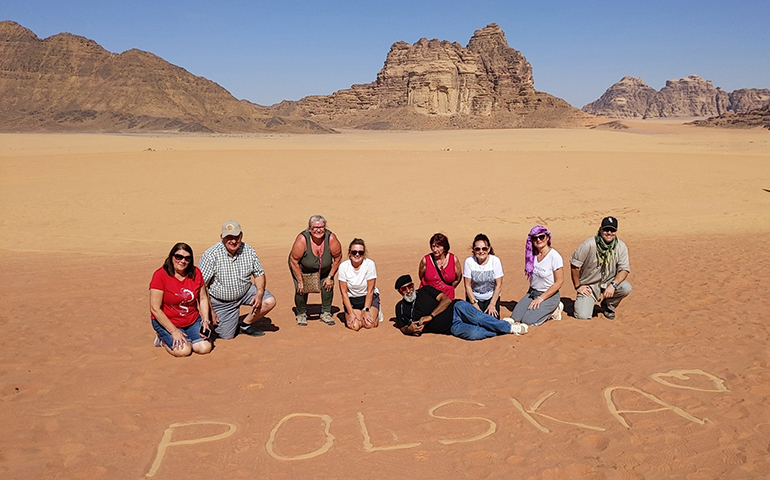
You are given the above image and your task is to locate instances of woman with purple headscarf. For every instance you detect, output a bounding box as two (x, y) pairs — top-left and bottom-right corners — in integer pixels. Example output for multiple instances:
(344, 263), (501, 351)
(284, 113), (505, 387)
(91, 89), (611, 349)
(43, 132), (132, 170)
(511, 225), (564, 326)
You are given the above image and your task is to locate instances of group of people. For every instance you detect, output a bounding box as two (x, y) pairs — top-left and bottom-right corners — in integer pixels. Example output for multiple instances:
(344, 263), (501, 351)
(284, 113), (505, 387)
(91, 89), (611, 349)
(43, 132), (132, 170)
(149, 215), (631, 356)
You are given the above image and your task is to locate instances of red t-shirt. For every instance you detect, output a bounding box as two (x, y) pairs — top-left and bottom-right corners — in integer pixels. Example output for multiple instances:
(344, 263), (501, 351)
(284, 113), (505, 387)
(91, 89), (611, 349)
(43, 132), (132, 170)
(149, 267), (204, 328)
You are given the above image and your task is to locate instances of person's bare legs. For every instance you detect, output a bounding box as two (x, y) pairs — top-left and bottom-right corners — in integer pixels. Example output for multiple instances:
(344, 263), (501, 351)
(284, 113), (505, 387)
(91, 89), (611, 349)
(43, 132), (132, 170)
(347, 310), (363, 331)
(362, 307), (379, 329)
(242, 295), (277, 325)
(192, 340), (212, 355)
(163, 342), (192, 357)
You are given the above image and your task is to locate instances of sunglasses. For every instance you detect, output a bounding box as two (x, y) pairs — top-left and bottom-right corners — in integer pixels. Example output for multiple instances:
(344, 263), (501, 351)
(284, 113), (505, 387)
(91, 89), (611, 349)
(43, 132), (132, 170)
(473, 246), (489, 252)
(350, 250), (365, 256)
(173, 254), (192, 262)
(601, 228), (617, 233)
(530, 234), (547, 241)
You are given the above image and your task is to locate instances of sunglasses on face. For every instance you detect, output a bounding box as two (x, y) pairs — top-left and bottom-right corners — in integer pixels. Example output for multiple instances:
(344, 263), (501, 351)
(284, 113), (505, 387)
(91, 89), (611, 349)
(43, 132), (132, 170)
(350, 250), (365, 256)
(473, 246), (489, 252)
(601, 228), (617, 233)
(531, 234), (547, 241)
(173, 254), (192, 262)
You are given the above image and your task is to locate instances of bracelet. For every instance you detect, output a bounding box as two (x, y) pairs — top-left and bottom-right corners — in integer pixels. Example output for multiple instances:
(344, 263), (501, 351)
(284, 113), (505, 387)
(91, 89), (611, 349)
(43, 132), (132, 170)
(575, 284), (582, 290)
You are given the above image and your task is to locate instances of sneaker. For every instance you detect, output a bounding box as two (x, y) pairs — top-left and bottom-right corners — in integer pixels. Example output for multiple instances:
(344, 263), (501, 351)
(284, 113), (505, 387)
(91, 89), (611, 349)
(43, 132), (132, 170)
(378, 309), (384, 323)
(153, 336), (163, 347)
(599, 300), (615, 319)
(502, 317), (529, 336)
(296, 313), (308, 326)
(320, 312), (335, 325)
(240, 323), (265, 337)
(550, 302), (564, 321)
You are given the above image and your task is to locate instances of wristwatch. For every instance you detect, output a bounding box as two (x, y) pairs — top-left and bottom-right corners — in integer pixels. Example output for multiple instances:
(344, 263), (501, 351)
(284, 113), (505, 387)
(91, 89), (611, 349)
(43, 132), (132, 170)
(470, 299), (478, 304)
(364, 307), (370, 312)
(610, 282), (619, 289)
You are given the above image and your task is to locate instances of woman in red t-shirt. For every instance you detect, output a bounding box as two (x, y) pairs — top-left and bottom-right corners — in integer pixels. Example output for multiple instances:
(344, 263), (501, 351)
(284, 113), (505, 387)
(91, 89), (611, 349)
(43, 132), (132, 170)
(418, 233), (463, 299)
(149, 243), (213, 357)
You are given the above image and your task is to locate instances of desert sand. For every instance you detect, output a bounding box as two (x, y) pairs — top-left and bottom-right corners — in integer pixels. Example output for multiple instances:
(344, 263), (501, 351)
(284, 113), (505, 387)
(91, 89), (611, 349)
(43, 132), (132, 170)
(1, 123), (770, 479)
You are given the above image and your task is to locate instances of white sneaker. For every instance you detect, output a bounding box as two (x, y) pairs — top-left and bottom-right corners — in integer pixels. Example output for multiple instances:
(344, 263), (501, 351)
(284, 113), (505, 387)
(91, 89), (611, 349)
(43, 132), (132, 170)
(153, 336), (163, 347)
(502, 317), (528, 335)
(550, 302), (564, 321)
(378, 309), (384, 323)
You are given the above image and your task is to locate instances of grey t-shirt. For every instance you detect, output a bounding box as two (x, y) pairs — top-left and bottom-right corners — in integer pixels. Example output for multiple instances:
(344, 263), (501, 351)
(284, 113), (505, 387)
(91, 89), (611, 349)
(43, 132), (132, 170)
(570, 237), (630, 299)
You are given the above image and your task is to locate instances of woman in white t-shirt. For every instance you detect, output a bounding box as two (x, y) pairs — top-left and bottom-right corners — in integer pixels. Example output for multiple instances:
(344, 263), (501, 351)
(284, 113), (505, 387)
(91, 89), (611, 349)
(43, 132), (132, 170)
(338, 238), (381, 331)
(511, 225), (564, 326)
(463, 233), (504, 317)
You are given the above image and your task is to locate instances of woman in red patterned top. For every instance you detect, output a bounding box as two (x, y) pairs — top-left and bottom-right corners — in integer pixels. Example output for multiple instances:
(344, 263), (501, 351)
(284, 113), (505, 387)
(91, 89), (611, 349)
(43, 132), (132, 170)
(149, 243), (213, 357)
(418, 233), (463, 299)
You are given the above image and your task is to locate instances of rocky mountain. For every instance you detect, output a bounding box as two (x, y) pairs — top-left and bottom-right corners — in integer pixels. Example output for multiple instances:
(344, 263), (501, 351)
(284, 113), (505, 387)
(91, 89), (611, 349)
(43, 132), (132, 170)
(0, 21), (331, 133)
(581, 76), (657, 118)
(644, 76), (729, 118)
(271, 24), (589, 129)
(584, 75), (770, 119)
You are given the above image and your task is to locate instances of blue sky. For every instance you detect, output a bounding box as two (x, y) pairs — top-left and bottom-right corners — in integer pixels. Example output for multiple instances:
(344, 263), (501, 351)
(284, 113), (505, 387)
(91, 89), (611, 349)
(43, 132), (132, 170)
(3, 1), (769, 108)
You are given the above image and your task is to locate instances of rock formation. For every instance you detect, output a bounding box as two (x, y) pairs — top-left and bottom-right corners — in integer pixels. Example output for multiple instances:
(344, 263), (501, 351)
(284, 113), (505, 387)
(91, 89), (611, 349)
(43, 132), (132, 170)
(0, 21), (331, 133)
(582, 76), (657, 118)
(584, 74), (770, 119)
(729, 88), (770, 113)
(689, 105), (770, 129)
(644, 75), (729, 118)
(271, 24), (589, 129)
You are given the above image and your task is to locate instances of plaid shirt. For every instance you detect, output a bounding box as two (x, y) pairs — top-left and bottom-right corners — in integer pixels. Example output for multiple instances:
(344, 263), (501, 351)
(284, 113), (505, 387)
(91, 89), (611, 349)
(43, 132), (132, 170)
(199, 241), (265, 301)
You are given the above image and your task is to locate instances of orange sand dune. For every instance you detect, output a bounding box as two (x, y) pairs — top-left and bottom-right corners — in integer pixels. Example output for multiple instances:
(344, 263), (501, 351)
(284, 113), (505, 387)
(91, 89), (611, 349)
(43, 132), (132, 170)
(1, 125), (769, 479)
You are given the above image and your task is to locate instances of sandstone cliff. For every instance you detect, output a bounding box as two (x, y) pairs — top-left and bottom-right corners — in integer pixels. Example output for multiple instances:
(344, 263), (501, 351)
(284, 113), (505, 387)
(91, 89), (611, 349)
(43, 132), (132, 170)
(271, 24), (589, 129)
(644, 75), (729, 118)
(583, 74), (770, 119)
(582, 76), (657, 118)
(0, 21), (331, 133)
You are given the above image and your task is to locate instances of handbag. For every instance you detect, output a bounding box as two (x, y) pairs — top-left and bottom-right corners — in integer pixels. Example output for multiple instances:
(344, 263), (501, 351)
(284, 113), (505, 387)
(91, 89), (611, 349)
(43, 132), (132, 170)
(301, 272), (322, 293)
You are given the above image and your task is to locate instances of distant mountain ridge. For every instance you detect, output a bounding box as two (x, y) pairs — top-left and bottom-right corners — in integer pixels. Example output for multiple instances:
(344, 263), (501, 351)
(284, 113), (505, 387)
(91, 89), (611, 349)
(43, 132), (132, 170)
(583, 75), (770, 119)
(0, 21), (331, 133)
(0, 21), (589, 133)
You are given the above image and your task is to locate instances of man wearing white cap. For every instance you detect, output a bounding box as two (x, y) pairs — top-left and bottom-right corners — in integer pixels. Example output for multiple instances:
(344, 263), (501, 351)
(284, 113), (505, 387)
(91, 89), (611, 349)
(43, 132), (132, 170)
(199, 220), (276, 339)
(571, 216), (632, 320)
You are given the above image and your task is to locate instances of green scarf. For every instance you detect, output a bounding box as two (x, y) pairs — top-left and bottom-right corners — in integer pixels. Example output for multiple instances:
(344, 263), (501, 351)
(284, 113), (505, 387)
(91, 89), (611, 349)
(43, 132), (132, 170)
(595, 231), (617, 280)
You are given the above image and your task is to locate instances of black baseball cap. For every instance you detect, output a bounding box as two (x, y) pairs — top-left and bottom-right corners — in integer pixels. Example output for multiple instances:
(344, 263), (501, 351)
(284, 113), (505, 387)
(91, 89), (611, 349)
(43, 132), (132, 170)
(601, 216), (618, 231)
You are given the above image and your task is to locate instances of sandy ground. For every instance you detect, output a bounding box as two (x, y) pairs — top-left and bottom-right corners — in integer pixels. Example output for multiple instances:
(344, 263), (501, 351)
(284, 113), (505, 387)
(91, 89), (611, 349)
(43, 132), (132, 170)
(1, 122), (770, 479)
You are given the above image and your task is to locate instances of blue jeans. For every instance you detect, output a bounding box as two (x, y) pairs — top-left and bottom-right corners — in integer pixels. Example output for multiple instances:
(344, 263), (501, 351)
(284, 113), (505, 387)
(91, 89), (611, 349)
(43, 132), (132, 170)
(450, 301), (512, 340)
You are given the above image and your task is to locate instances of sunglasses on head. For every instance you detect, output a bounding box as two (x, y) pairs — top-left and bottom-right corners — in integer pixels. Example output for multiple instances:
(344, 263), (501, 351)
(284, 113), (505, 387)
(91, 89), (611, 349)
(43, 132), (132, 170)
(173, 254), (192, 262)
(473, 246), (489, 252)
(350, 250), (365, 256)
(601, 227), (617, 233)
(530, 234), (547, 241)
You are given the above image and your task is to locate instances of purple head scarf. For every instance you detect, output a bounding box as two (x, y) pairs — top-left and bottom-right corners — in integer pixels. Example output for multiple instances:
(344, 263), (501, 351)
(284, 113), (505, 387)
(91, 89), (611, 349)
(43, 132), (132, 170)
(524, 225), (552, 279)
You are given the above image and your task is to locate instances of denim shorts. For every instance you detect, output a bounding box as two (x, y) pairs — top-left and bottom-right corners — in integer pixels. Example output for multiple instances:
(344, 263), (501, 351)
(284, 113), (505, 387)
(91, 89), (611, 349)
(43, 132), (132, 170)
(152, 315), (206, 347)
(349, 292), (381, 311)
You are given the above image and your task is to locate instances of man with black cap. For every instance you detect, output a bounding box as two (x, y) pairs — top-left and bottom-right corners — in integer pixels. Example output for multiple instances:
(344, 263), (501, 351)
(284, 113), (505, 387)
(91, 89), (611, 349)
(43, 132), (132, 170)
(570, 216), (632, 319)
(394, 274), (526, 339)
(199, 220), (277, 339)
